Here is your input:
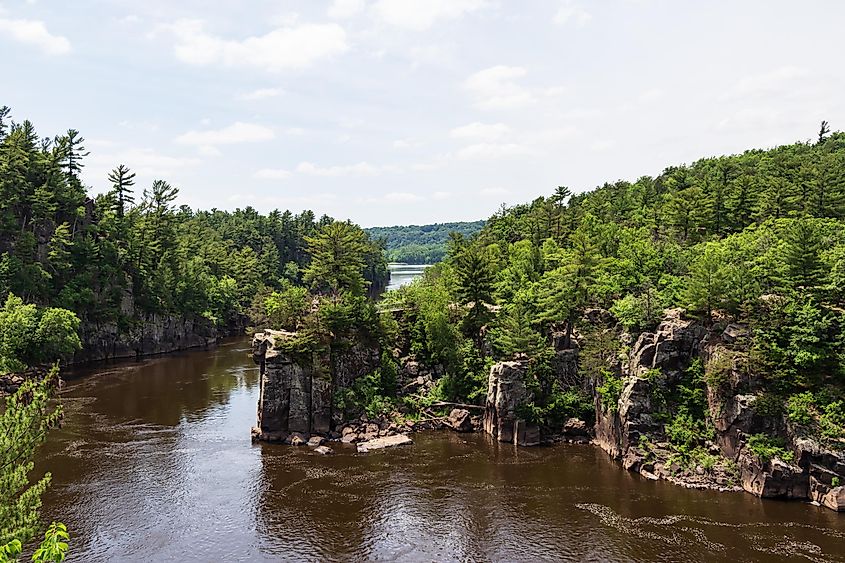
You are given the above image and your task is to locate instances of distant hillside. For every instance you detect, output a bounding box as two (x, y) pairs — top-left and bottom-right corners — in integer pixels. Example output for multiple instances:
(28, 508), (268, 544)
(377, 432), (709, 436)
(366, 220), (485, 264)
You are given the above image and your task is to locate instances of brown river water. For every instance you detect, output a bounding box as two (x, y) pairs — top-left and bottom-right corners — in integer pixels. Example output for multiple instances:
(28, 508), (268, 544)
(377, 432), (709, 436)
(35, 338), (845, 562)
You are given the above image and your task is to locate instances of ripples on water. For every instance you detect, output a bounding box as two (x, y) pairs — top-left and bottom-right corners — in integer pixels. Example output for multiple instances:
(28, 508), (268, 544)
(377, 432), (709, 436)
(35, 340), (845, 562)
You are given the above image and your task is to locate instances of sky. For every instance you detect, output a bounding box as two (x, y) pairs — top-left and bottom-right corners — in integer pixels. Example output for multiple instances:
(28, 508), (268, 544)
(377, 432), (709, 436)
(2, 0), (844, 227)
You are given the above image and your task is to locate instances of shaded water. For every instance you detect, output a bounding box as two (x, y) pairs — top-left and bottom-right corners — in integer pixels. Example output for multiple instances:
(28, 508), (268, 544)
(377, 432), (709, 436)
(36, 339), (845, 562)
(387, 263), (429, 291)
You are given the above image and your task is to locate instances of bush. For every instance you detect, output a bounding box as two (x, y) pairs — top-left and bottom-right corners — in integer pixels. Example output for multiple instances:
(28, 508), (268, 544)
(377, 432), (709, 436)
(747, 433), (794, 463)
(786, 391), (815, 426)
(820, 401), (845, 442)
(597, 371), (624, 412)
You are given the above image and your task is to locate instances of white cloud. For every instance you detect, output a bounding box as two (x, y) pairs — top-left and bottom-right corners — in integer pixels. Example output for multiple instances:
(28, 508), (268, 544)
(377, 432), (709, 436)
(590, 139), (616, 151)
(372, 0), (486, 31)
(0, 17), (70, 55)
(296, 161), (389, 177)
(253, 168), (291, 180)
(554, 1), (592, 27)
(432, 191), (452, 200)
(638, 88), (664, 103)
(328, 0), (367, 19)
(196, 145), (222, 157)
(379, 191), (423, 202)
(457, 143), (533, 160)
(723, 66), (810, 101)
(393, 138), (421, 149)
(88, 148), (200, 179)
(450, 122), (510, 141)
(159, 19), (348, 71)
(175, 122), (275, 146)
(464, 66), (535, 110)
(239, 87), (283, 101)
(479, 187), (511, 196)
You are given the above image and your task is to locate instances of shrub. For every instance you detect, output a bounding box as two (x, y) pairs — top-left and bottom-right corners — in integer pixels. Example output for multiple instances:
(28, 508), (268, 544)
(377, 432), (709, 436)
(832, 476), (841, 487)
(786, 391), (815, 426)
(597, 371), (624, 412)
(747, 433), (794, 463)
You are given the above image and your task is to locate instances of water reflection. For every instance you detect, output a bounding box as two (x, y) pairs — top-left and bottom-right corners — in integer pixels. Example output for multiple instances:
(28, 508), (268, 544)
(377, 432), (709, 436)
(387, 263), (430, 291)
(34, 340), (845, 562)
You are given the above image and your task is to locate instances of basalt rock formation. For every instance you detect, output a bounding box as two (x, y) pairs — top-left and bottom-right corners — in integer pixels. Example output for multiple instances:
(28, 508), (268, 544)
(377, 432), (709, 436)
(251, 329), (379, 442)
(483, 358), (541, 446)
(591, 308), (845, 511)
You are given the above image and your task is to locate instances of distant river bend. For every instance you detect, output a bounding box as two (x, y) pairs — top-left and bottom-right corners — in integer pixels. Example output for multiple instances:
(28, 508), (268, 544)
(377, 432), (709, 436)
(387, 263), (430, 291)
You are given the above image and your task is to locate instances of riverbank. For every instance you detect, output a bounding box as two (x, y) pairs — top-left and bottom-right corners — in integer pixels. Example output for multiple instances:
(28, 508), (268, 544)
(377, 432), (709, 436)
(35, 341), (845, 561)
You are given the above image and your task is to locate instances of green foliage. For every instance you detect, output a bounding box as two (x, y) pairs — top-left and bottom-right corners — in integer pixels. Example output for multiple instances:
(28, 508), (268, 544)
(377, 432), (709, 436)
(304, 221), (370, 297)
(610, 292), (660, 332)
(264, 285), (310, 331)
(31, 522), (69, 563)
(833, 476), (842, 487)
(747, 433), (794, 463)
(0, 295), (80, 373)
(0, 369), (62, 548)
(597, 371), (624, 412)
(786, 391), (815, 426)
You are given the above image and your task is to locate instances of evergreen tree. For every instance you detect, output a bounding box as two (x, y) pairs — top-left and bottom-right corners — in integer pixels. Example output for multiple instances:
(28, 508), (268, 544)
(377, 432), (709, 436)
(454, 242), (495, 354)
(303, 221), (368, 297)
(107, 164), (136, 218)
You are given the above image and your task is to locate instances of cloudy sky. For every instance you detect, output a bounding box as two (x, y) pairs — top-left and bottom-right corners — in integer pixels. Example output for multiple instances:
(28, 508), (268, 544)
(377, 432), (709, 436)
(2, 1), (843, 226)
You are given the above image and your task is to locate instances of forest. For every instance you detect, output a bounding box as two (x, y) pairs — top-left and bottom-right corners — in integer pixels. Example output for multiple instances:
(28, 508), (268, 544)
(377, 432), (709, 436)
(315, 121), (845, 466)
(365, 220), (484, 263)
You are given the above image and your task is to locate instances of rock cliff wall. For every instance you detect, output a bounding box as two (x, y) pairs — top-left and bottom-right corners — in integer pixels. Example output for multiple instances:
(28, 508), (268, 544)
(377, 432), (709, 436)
(73, 314), (225, 364)
(251, 330), (379, 442)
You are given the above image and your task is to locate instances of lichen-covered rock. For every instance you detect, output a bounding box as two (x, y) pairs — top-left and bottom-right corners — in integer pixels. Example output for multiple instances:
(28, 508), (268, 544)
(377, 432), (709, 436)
(483, 359), (540, 446)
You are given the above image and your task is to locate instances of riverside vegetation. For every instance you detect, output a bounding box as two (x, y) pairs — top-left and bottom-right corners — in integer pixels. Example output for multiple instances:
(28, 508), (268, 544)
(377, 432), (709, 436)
(2, 113), (845, 558)
(0, 106), (387, 559)
(253, 121), (845, 511)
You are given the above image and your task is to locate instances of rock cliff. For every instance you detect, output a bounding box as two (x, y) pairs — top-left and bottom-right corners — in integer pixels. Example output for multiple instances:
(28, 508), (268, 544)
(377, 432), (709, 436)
(251, 329), (379, 442)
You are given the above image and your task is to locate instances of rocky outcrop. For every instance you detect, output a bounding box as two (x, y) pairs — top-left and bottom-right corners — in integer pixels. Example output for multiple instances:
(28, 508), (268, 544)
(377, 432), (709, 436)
(251, 329), (379, 443)
(483, 358), (540, 446)
(357, 434), (413, 452)
(73, 314), (229, 364)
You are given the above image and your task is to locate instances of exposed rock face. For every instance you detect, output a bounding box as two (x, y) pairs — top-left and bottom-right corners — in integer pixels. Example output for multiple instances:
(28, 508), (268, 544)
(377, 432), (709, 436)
(587, 309), (845, 511)
(483, 359), (540, 446)
(740, 456), (808, 499)
(252, 329), (379, 442)
(73, 314), (227, 364)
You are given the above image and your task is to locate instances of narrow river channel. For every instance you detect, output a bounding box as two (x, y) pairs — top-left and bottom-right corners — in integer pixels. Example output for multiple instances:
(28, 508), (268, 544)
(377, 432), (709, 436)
(35, 339), (845, 562)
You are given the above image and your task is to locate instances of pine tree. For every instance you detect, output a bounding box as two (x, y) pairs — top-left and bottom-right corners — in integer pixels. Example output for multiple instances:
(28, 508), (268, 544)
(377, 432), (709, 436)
(303, 221), (368, 297)
(107, 164), (136, 218)
(783, 218), (826, 292)
(454, 243), (495, 354)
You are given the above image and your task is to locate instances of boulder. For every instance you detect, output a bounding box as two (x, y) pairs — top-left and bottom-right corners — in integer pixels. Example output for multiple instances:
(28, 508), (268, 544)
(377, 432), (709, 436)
(740, 456), (808, 499)
(314, 445), (334, 456)
(562, 418), (589, 437)
(447, 408), (473, 432)
(289, 433), (307, 446)
(356, 434), (413, 452)
(307, 436), (325, 447)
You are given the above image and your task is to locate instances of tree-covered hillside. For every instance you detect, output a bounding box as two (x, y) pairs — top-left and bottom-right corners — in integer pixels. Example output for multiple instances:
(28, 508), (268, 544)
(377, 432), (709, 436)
(361, 123), (845, 459)
(0, 106), (388, 336)
(365, 220), (484, 264)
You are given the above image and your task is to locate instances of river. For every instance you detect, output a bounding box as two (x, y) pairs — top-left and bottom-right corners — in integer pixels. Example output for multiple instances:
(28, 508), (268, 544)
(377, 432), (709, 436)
(387, 263), (430, 291)
(35, 339), (845, 562)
